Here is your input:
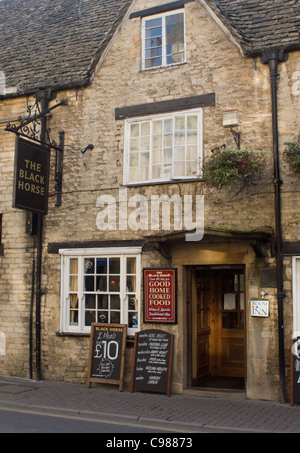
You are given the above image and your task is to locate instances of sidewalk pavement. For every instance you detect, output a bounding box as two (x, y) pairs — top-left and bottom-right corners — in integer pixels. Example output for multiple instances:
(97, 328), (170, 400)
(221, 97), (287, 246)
(0, 375), (300, 433)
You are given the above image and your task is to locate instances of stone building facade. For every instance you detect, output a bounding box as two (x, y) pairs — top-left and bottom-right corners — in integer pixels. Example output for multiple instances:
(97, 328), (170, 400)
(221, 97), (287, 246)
(0, 0), (300, 402)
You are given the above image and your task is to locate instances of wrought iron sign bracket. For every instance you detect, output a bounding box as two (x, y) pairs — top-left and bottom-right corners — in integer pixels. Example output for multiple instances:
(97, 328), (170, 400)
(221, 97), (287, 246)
(5, 91), (68, 206)
(230, 127), (241, 149)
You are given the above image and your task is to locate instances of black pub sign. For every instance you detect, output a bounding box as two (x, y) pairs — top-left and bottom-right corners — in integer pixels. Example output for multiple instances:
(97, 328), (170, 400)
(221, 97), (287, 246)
(13, 137), (50, 214)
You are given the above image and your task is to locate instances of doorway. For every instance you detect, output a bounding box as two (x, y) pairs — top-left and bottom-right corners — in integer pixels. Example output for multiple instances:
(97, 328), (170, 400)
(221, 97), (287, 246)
(189, 266), (245, 390)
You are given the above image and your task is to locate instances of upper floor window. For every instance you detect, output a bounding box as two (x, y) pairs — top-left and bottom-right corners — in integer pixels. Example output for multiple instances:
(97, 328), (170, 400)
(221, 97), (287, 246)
(124, 108), (202, 185)
(142, 10), (185, 70)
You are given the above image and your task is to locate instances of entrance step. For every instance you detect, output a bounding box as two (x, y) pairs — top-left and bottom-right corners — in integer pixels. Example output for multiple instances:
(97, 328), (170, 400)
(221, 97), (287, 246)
(183, 387), (246, 399)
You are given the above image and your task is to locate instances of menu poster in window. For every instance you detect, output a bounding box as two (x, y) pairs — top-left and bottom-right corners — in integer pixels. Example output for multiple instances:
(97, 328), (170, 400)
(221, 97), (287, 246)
(143, 268), (177, 324)
(87, 323), (127, 391)
(131, 329), (174, 396)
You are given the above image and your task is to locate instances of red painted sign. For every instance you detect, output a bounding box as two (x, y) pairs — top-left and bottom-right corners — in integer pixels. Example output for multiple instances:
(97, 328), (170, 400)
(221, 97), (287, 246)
(143, 269), (177, 324)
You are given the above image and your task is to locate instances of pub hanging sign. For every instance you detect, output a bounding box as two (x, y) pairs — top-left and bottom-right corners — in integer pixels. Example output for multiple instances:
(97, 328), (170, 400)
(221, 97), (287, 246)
(143, 268), (177, 324)
(13, 137), (50, 214)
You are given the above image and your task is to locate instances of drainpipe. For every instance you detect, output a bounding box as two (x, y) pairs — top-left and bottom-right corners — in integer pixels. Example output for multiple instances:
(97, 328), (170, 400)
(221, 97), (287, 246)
(35, 89), (53, 380)
(262, 49), (288, 403)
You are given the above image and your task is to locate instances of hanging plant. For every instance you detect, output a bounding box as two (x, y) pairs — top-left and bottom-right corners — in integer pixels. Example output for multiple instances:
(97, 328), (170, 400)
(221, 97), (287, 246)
(283, 141), (300, 175)
(203, 147), (264, 188)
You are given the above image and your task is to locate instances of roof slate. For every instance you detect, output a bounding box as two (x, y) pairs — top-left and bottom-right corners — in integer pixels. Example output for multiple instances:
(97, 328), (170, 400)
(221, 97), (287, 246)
(0, 0), (132, 96)
(0, 0), (299, 97)
(209, 0), (300, 56)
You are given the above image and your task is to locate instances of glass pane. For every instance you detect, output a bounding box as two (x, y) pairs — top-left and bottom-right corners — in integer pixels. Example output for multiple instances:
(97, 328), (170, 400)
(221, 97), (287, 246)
(187, 145), (197, 160)
(129, 167), (138, 182)
(111, 295), (120, 310)
(187, 115), (197, 129)
(70, 294), (78, 309)
(174, 161), (185, 177)
(130, 153), (139, 167)
(175, 131), (185, 145)
(70, 310), (78, 326)
(129, 296), (138, 310)
(152, 165), (162, 179)
(97, 275), (107, 291)
(127, 257), (136, 274)
(152, 149), (162, 164)
(223, 293), (237, 310)
(85, 294), (96, 309)
(131, 123), (139, 137)
(166, 13), (184, 64)
(96, 258), (107, 274)
(85, 311), (95, 327)
(187, 131), (197, 145)
(175, 116), (185, 130)
(175, 146), (184, 160)
(109, 258), (120, 274)
(164, 148), (172, 164)
(70, 258), (78, 274)
(98, 294), (108, 309)
(145, 57), (162, 68)
(163, 164), (172, 178)
(130, 137), (139, 151)
(141, 136), (150, 151)
(240, 274), (245, 291)
(141, 152), (149, 165)
(84, 258), (94, 274)
(146, 17), (162, 28)
(141, 122), (150, 136)
(153, 135), (162, 149)
(140, 166), (149, 181)
(164, 119), (173, 133)
(186, 160), (197, 176)
(240, 293), (244, 310)
(109, 276), (120, 292)
(129, 312), (138, 328)
(222, 274), (234, 292)
(164, 134), (172, 149)
(127, 276), (136, 292)
(69, 276), (78, 292)
(110, 311), (120, 324)
(222, 312), (238, 329)
(153, 120), (162, 135)
(99, 311), (108, 323)
(84, 276), (94, 291)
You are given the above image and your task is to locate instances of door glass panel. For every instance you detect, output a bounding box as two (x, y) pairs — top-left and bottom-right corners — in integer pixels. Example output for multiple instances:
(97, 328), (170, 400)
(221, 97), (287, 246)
(196, 271), (210, 329)
(221, 270), (244, 329)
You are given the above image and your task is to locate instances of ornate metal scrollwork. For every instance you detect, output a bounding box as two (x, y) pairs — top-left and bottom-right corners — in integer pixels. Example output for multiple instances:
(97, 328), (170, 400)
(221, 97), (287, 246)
(5, 94), (67, 152)
(5, 92), (67, 206)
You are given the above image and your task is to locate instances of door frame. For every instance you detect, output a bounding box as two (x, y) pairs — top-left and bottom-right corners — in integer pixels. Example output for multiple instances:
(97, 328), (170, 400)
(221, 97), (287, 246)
(186, 264), (247, 389)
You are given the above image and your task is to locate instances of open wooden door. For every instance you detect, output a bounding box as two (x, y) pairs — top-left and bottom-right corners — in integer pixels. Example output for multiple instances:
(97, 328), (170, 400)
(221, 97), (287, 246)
(215, 269), (245, 378)
(191, 267), (245, 386)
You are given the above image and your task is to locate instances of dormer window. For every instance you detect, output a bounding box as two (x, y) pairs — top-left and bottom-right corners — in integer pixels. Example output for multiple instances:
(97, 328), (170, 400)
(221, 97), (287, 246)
(142, 10), (185, 70)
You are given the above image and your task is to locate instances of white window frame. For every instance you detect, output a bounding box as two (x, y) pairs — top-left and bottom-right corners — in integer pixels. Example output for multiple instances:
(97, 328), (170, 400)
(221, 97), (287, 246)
(141, 9), (186, 70)
(59, 247), (141, 337)
(293, 256), (300, 335)
(124, 108), (203, 185)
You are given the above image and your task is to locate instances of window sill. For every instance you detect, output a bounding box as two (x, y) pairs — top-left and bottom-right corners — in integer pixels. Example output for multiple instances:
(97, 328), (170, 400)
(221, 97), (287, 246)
(56, 331), (90, 337)
(124, 178), (204, 188)
(140, 61), (187, 73)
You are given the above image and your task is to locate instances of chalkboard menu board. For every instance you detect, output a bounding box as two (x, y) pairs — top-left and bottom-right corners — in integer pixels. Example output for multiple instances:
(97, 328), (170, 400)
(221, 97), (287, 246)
(87, 323), (127, 391)
(291, 337), (300, 405)
(131, 329), (174, 396)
